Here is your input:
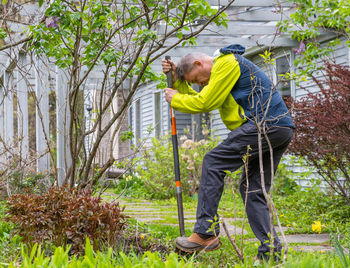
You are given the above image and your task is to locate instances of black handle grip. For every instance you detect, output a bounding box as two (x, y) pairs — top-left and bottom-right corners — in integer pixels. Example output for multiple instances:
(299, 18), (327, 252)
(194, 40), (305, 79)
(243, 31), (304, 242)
(165, 55), (173, 88)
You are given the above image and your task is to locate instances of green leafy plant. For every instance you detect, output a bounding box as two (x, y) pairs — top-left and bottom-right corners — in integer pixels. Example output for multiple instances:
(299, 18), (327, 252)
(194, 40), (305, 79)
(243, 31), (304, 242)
(6, 186), (127, 254)
(330, 231), (350, 268)
(0, 201), (22, 265)
(274, 183), (350, 232)
(135, 129), (219, 199)
(273, 158), (300, 196)
(224, 168), (243, 193)
(9, 238), (194, 268)
(112, 175), (146, 199)
(5, 170), (53, 196)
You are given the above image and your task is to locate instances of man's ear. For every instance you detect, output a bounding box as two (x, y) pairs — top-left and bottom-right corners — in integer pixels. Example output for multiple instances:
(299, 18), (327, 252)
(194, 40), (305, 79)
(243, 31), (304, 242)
(193, 60), (202, 67)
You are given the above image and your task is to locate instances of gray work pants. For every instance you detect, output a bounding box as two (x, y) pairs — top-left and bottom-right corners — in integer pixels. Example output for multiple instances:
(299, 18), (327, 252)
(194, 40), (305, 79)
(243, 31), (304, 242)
(193, 122), (294, 257)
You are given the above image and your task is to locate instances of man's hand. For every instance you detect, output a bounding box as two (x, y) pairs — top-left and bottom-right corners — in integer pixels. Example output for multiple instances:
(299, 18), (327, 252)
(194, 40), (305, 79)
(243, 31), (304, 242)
(162, 58), (177, 83)
(164, 88), (178, 104)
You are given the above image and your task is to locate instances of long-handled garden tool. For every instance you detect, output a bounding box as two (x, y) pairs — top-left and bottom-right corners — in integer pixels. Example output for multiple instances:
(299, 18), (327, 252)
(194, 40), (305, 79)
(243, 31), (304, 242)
(165, 55), (185, 237)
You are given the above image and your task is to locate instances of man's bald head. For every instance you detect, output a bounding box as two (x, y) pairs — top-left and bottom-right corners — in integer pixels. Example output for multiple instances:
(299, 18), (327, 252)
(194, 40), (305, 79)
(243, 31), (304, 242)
(176, 52), (210, 81)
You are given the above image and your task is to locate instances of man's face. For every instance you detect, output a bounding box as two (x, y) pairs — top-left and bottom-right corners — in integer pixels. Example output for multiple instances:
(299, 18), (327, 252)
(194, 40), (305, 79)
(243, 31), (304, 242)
(184, 60), (211, 87)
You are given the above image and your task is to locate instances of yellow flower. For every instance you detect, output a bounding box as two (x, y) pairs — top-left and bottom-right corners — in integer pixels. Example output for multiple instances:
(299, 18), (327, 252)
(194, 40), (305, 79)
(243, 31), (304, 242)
(321, 250), (326, 254)
(312, 221), (322, 234)
(300, 248), (304, 251)
(280, 214), (285, 217)
(286, 224), (291, 227)
(140, 235), (144, 239)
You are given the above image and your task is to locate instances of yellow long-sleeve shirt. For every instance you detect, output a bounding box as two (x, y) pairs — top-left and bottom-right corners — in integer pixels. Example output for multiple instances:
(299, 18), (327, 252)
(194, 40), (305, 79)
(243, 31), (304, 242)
(170, 54), (247, 131)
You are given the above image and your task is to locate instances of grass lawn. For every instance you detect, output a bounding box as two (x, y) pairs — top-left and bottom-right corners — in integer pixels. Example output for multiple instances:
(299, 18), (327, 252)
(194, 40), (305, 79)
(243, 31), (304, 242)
(104, 183), (350, 267)
(0, 183), (348, 267)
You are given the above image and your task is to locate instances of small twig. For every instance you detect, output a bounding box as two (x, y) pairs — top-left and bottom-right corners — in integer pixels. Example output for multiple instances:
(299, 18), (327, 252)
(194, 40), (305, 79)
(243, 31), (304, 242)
(264, 130), (289, 261)
(242, 146), (250, 254)
(222, 218), (244, 262)
(232, 186), (237, 242)
(0, 36), (33, 52)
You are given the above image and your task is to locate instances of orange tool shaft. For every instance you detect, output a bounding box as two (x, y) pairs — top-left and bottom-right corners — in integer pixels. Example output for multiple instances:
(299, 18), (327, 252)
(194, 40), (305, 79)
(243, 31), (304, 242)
(165, 55), (185, 237)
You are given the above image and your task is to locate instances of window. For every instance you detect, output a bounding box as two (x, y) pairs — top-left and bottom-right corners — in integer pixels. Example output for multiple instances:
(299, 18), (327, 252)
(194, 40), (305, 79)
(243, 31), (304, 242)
(276, 54), (291, 98)
(154, 92), (161, 137)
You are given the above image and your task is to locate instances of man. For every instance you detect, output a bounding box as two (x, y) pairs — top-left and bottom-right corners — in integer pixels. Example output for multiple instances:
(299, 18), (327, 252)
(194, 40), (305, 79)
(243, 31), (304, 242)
(162, 44), (294, 260)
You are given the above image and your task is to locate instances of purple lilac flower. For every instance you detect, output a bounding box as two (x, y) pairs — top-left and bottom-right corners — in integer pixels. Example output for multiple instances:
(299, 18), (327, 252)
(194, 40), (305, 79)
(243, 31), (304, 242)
(46, 16), (60, 28)
(293, 40), (306, 55)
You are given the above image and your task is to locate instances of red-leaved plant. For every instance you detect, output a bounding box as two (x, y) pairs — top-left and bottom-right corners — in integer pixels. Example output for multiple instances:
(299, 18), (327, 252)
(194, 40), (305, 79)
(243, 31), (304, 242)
(6, 186), (128, 254)
(289, 62), (350, 203)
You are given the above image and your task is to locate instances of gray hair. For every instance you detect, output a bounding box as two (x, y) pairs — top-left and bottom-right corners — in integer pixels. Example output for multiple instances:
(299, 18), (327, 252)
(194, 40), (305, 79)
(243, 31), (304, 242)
(176, 52), (208, 81)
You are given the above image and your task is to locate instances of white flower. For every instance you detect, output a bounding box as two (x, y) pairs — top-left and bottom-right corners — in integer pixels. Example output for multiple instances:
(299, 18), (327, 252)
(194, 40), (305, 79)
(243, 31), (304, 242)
(199, 139), (207, 146)
(186, 164), (195, 170)
(182, 155), (190, 162)
(180, 135), (187, 141)
(182, 139), (194, 149)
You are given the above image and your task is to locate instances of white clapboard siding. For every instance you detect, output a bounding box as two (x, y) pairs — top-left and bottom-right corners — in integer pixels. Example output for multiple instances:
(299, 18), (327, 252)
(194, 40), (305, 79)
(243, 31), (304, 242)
(35, 57), (50, 173)
(296, 38), (349, 99)
(211, 109), (229, 141)
(131, 84), (145, 144)
(130, 81), (193, 144)
(16, 54), (29, 160)
(174, 110), (192, 137)
(140, 84), (154, 140)
(3, 71), (14, 148)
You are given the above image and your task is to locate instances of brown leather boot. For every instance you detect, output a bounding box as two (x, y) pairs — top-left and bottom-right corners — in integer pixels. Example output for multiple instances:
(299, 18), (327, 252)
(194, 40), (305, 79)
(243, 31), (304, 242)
(175, 233), (221, 253)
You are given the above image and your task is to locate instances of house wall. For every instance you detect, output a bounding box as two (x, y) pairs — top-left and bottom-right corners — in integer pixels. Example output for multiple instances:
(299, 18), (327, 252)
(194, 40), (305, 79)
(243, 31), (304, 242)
(296, 38), (349, 99)
(129, 81), (193, 146)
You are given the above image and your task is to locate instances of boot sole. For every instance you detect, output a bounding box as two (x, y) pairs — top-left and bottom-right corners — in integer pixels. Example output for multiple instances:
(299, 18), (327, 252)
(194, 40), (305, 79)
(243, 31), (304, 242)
(175, 240), (222, 253)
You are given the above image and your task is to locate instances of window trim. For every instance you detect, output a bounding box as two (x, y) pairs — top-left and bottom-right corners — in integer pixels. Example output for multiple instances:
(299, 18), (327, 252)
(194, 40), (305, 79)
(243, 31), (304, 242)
(274, 52), (294, 98)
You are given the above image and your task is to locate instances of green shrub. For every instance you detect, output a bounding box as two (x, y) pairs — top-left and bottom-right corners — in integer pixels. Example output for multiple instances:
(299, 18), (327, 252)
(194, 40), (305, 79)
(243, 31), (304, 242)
(6, 186), (128, 254)
(135, 133), (219, 199)
(273, 160), (300, 196)
(275, 184), (350, 231)
(112, 175), (147, 199)
(0, 201), (22, 265)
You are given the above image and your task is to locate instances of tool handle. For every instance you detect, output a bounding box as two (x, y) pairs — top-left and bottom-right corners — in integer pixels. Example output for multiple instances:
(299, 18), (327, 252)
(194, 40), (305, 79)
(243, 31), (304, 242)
(165, 55), (185, 237)
(165, 55), (173, 88)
